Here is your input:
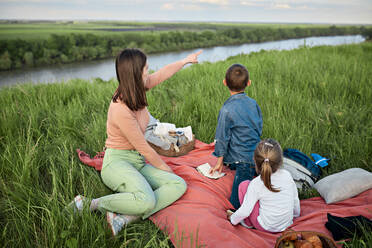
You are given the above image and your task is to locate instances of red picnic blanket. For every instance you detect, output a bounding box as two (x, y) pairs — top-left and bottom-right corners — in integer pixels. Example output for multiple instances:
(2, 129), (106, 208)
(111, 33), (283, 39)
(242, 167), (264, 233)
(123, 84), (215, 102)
(77, 140), (372, 248)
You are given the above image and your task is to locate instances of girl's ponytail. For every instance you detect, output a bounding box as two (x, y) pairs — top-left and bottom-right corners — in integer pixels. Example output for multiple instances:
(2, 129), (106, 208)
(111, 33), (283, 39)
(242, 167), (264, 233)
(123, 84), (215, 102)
(261, 159), (279, 192)
(254, 139), (283, 193)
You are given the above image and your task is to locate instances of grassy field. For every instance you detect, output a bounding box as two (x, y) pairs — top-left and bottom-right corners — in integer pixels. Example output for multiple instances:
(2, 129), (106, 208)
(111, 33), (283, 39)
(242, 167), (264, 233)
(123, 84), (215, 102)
(0, 20), (359, 40)
(0, 42), (371, 247)
(0, 21), (165, 40)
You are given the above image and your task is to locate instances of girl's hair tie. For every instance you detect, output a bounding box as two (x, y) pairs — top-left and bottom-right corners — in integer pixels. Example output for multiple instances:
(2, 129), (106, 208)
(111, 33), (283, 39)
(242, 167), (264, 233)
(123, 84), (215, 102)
(264, 158), (269, 162)
(264, 142), (273, 147)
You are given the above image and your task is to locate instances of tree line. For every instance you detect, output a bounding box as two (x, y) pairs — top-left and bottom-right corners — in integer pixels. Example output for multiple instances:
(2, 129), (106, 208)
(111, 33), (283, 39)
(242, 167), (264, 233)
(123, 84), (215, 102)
(0, 25), (368, 71)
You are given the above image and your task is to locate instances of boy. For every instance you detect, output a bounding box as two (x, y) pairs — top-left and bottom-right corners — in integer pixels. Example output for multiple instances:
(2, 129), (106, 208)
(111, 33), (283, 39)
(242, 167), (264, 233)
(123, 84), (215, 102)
(210, 64), (262, 209)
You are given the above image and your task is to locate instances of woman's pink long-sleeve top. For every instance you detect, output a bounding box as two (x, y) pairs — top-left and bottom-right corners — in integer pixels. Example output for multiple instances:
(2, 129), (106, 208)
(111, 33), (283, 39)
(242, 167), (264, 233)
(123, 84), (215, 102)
(105, 60), (185, 168)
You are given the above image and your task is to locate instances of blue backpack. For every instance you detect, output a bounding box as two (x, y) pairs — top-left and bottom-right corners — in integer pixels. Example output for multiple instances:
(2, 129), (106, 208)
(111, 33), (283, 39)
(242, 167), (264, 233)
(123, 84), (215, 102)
(283, 148), (321, 179)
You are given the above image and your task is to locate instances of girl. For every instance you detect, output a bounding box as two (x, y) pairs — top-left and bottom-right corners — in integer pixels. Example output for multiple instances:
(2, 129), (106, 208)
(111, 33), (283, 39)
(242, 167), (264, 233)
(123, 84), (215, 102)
(227, 138), (300, 233)
(68, 48), (202, 236)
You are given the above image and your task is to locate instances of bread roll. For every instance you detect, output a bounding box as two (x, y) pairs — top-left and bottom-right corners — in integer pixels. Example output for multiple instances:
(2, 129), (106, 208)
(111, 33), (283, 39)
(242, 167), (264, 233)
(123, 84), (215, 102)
(294, 240), (313, 248)
(302, 233), (322, 248)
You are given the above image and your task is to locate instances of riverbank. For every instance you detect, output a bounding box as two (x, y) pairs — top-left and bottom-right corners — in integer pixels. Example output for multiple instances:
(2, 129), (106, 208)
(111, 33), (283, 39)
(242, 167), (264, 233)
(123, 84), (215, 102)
(1, 43), (371, 247)
(0, 21), (366, 71)
(0, 35), (365, 86)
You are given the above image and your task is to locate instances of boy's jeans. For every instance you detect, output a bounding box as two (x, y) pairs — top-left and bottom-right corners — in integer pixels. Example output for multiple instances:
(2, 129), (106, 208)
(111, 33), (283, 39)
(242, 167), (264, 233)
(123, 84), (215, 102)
(229, 162), (256, 209)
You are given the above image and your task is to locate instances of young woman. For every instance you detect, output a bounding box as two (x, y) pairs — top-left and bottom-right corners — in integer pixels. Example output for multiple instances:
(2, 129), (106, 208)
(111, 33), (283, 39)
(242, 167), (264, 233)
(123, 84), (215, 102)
(227, 138), (300, 233)
(69, 48), (202, 235)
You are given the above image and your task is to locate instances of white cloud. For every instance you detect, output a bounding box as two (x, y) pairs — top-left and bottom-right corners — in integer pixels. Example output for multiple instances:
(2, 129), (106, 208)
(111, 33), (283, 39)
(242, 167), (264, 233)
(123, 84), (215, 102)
(272, 3), (291, 9)
(161, 3), (175, 10)
(240, 0), (264, 7)
(162, 2), (202, 11)
(239, 0), (370, 8)
(180, 4), (203, 11)
(267, 0), (369, 7)
(2, 0), (89, 3)
(0, 0), (371, 24)
(297, 5), (311, 10)
(192, 0), (229, 6)
(0, 5), (108, 19)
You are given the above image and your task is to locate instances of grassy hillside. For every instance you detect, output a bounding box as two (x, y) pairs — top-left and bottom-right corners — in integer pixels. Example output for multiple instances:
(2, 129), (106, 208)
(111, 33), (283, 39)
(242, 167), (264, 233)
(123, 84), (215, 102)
(0, 42), (371, 247)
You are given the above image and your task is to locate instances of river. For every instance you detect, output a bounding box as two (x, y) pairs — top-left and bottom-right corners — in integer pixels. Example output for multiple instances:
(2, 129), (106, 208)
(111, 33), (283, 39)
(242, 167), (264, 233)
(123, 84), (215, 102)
(0, 35), (365, 87)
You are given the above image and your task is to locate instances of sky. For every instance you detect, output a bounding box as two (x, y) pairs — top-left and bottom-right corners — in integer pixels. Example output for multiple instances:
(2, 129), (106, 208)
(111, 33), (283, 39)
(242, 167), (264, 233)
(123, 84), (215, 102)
(0, 0), (371, 24)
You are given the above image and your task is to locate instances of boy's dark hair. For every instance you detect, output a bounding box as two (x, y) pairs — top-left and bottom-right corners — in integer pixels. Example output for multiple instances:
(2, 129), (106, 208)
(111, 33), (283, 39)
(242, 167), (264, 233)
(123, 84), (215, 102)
(225, 64), (249, 92)
(113, 48), (148, 111)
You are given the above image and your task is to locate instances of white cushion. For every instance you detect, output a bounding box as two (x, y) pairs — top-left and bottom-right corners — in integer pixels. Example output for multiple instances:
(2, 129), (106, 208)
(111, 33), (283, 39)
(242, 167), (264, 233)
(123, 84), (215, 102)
(314, 168), (372, 204)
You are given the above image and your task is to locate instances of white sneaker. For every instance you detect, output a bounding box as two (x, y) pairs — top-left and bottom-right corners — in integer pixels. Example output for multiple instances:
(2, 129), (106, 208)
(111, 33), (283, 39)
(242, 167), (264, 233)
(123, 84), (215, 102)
(106, 212), (140, 236)
(66, 195), (88, 213)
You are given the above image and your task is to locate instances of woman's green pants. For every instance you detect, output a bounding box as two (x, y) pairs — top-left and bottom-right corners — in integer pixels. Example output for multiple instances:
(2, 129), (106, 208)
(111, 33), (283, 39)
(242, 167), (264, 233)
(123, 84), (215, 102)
(98, 148), (187, 219)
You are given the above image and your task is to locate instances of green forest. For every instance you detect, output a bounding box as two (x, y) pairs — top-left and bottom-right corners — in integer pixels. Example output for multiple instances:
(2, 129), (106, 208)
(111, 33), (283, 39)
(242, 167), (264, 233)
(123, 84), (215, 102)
(0, 21), (370, 71)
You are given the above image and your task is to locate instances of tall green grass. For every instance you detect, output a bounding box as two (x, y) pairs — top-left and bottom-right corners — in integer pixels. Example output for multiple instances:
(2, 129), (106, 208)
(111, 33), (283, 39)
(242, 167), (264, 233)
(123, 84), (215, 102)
(0, 43), (371, 247)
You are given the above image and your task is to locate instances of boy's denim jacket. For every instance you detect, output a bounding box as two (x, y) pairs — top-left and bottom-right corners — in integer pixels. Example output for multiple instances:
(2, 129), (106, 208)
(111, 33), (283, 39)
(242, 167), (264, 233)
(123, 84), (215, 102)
(213, 92), (263, 165)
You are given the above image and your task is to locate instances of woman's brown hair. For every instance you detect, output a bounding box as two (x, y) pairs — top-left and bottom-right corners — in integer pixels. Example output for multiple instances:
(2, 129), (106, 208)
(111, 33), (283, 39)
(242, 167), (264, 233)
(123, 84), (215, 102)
(113, 48), (148, 111)
(254, 138), (283, 192)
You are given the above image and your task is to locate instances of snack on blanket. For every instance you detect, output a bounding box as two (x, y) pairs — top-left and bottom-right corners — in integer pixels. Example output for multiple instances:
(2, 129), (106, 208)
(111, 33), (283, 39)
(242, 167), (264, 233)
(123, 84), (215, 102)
(302, 233), (322, 248)
(282, 230), (298, 241)
(275, 230), (337, 248)
(283, 241), (295, 248)
(294, 240), (313, 248)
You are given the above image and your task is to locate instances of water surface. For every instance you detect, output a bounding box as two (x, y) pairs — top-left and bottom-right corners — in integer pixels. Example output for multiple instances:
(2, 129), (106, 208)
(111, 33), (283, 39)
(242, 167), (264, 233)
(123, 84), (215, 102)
(0, 35), (365, 87)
